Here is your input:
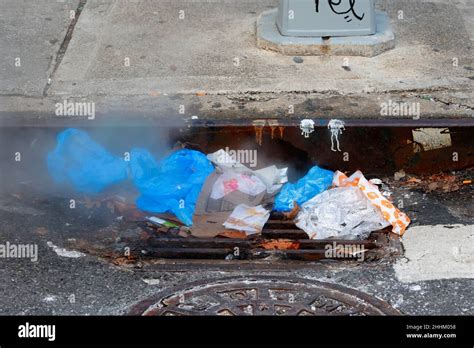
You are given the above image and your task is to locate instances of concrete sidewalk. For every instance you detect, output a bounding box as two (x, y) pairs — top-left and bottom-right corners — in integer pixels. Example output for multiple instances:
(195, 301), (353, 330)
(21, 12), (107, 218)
(51, 0), (473, 96)
(0, 0), (473, 121)
(0, 0), (80, 97)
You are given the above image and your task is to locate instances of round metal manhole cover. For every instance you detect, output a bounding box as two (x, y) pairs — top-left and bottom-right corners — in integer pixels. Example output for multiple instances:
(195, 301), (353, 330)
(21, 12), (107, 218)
(129, 276), (400, 316)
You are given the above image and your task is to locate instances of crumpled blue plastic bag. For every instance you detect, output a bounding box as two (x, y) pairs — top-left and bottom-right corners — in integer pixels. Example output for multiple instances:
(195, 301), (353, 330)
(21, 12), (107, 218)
(130, 148), (214, 226)
(47, 128), (128, 194)
(47, 129), (213, 226)
(274, 165), (334, 212)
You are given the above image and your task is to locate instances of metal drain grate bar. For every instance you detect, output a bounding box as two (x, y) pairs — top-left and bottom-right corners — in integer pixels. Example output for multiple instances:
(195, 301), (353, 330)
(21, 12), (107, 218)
(141, 219), (392, 261)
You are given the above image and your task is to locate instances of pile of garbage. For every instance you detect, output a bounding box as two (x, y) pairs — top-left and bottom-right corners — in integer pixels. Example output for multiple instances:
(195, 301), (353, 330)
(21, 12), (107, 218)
(47, 128), (410, 240)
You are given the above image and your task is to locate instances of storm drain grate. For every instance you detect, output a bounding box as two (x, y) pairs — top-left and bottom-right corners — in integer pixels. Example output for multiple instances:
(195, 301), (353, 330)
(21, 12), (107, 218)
(137, 219), (397, 261)
(128, 276), (401, 316)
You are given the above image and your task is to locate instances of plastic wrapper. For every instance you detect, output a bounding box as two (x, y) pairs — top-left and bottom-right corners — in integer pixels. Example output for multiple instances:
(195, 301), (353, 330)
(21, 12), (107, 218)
(274, 165), (334, 212)
(295, 186), (390, 240)
(223, 204), (270, 235)
(333, 171), (411, 235)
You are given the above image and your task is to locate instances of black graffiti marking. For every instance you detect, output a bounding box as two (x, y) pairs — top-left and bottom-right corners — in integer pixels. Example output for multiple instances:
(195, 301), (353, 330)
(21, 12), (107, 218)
(315, 0), (365, 22)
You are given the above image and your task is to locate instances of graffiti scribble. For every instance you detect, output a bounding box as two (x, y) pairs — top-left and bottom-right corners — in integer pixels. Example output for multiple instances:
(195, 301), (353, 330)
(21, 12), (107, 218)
(315, 0), (365, 22)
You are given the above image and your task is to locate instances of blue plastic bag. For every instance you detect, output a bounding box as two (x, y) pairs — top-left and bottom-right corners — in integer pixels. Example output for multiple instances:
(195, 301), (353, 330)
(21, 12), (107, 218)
(47, 128), (128, 194)
(274, 165), (334, 212)
(47, 129), (214, 226)
(130, 148), (214, 226)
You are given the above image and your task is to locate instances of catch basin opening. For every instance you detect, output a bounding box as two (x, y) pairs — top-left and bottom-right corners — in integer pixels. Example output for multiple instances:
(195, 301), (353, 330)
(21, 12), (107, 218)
(1, 120), (472, 265)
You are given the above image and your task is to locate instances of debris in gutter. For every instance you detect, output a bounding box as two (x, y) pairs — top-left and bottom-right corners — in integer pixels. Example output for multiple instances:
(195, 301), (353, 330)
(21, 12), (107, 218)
(370, 178), (392, 198)
(274, 165), (333, 212)
(217, 231), (248, 239)
(46, 129), (415, 252)
(333, 171), (411, 236)
(295, 186), (390, 240)
(400, 172), (468, 193)
(210, 171), (267, 200)
(112, 256), (138, 266)
(142, 278), (161, 285)
(282, 202), (300, 220)
(48, 129), (214, 227)
(47, 128), (128, 194)
(130, 148), (214, 226)
(46, 241), (86, 258)
(145, 216), (180, 229)
(369, 178), (383, 185)
(260, 239), (300, 250)
(223, 204), (270, 235)
(394, 169), (406, 181)
(207, 149), (288, 195)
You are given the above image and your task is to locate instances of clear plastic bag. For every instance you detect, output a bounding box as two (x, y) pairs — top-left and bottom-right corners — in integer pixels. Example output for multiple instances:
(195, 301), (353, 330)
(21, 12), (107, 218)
(295, 186), (390, 240)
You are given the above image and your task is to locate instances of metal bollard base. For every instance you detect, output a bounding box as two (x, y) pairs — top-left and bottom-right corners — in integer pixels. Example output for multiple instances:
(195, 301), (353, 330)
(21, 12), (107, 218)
(257, 9), (395, 57)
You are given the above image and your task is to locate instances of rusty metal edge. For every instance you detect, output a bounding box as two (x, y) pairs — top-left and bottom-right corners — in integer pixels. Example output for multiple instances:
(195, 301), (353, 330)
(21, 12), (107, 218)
(1, 115), (473, 128)
(138, 259), (334, 272)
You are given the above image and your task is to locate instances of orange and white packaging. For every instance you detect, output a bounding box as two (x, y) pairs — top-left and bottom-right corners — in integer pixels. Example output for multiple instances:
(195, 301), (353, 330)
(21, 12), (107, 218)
(333, 171), (410, 236)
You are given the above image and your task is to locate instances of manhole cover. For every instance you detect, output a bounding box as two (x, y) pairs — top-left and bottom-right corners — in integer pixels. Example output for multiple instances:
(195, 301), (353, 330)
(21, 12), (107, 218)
(129, 276), (400, 316)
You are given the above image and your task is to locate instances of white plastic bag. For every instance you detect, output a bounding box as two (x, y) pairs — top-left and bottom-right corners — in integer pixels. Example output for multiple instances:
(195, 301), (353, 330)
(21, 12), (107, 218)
(295, 186), (390, 240)
(254, 165), (288, 194)
(207, 149), (288, 196)
(210, 172), (267, 200)
(207, 149), (248, 172)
